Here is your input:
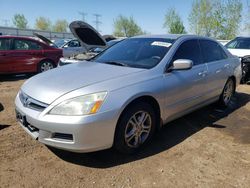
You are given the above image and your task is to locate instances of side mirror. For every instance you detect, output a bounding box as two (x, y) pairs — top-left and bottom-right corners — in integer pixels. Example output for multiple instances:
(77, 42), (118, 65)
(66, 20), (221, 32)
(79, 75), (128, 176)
(171, 59), (193, 70)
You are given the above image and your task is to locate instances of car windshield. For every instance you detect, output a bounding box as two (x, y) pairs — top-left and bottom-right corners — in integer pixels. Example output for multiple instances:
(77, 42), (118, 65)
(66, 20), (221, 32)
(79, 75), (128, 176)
(92, 38), (174, 69)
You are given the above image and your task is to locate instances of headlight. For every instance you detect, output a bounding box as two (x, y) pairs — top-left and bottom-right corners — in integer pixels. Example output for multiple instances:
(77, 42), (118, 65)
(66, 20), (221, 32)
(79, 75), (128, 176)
(49, 92), (107, 116)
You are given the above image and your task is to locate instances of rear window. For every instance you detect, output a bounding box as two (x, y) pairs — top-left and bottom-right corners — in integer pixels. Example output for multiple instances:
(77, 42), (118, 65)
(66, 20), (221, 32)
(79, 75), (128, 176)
(0, 38), (11, 50)
(200, 40), (228, 63)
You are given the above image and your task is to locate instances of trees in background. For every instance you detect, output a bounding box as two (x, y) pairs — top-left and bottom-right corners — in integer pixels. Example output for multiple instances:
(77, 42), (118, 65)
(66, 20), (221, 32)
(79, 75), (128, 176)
(163, 8), (186, 34)
(12, 14), (28, 29)
(113, 15), (144, 37)
(189, 0), (242, 39)
(35, 17), (51, 31)
(9, 1), (248, 38)
(53, 19), (68, 32)
(245, 4), (250, 35)
(35, 17), (68, 32)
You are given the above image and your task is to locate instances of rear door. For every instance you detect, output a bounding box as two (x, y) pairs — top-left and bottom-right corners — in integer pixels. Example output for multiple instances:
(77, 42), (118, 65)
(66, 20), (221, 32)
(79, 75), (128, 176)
(9, 39), (44, 73)
(0, 38), (12, 73)
(164, 39), (208, 119)
(199, 39), (229, 99)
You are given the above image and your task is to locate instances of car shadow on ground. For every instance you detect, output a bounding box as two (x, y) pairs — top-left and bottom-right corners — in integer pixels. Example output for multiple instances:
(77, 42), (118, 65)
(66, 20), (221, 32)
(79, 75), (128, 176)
(49, 92), (250, 169)
(0, 74), (32, 82)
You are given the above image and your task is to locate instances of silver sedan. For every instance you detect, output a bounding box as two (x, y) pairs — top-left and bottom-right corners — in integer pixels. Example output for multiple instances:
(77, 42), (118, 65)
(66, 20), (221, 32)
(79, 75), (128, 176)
(15, 30), (241, 153)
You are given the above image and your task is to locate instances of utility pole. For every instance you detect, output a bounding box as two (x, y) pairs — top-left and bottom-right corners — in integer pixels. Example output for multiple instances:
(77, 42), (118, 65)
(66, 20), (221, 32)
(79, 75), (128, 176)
(79, 12), (87, 22)
(93, 14), (102, 33)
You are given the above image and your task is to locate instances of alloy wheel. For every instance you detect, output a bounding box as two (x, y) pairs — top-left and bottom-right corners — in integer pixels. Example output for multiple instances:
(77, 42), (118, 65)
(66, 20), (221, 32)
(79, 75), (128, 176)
(223, 79), (234, 105)
(40, 62), (54, 72)
(124, 111), (152, 148)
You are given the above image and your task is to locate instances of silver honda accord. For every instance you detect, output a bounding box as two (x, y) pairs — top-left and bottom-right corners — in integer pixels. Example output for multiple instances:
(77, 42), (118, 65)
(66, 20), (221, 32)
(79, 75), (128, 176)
(15, 21), (241, 153)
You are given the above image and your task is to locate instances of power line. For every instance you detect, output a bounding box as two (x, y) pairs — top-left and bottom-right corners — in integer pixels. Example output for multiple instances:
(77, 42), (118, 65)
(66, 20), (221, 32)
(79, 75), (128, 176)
(78, 11), (87, 22)
(93, 14), (102, 33)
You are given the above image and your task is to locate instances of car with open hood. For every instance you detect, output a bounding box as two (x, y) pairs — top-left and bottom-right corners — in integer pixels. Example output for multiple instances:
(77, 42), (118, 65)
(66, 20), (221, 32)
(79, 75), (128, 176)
(0, 34), (62, 74)
(15, 21), (241, 154)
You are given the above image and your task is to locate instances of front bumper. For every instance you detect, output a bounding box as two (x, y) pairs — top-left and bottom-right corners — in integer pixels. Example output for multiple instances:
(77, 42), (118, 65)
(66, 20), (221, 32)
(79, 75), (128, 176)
(15, 94), (119, 153)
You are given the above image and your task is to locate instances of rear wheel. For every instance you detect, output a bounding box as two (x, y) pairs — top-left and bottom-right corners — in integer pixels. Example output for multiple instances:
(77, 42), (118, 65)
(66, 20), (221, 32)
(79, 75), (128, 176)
(38, 60), (55, 73)
(219, 78), (235, 107)
(114, 102), (156, 154)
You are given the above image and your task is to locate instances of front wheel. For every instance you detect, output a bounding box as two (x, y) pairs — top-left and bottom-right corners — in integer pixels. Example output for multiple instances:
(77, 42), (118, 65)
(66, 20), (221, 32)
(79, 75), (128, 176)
(219, 78), (235, 107)
(114, 102), (156, 154)
(38, 60), (55, 73)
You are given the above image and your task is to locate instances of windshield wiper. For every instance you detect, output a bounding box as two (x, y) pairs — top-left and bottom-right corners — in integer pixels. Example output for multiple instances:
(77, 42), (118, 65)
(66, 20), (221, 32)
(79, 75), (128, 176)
(103, 61), (128, 67)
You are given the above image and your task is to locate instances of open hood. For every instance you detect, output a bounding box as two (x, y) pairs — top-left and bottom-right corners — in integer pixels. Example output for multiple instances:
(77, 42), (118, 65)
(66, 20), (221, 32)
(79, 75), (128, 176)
(69, 21), (107, 50)
(34, 33), (57, 47)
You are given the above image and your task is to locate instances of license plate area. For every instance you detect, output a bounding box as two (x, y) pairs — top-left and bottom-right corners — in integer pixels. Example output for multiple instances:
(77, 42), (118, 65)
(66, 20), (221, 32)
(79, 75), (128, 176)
(16, 110), (38, 132)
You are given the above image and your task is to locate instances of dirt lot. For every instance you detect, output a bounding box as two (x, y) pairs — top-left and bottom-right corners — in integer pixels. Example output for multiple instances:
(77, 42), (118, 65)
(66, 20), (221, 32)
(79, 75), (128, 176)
(0, 75), (250, 188)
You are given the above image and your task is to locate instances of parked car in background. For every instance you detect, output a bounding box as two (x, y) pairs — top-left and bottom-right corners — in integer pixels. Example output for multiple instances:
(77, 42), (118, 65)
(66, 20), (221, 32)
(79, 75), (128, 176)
(0, 35), (62, 74)
(58, 39), (123, 66)
(59, 39), (87, 58)
(54, 38), (71, 47)
(15, 21), (241, 154)
(225, 37), (250, 83)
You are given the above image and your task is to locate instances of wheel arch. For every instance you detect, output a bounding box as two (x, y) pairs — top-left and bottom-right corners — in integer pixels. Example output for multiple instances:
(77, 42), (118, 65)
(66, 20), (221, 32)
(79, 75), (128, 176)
(116, 95), (162, 132)
(229, 75), (236, 93)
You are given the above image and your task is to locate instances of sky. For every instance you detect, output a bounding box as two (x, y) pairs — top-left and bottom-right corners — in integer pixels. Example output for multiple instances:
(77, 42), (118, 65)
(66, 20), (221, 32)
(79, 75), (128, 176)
(0, 0), (249, 35)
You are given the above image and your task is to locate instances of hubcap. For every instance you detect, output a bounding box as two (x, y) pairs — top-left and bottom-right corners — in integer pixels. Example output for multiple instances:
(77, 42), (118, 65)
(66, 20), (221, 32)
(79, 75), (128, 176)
(223, 80), (234, 105)
(40, 62), (54, 72)
(124, 111), (152, 148)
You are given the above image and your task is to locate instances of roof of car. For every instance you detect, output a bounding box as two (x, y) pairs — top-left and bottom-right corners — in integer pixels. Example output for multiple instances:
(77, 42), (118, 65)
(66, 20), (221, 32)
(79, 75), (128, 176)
(0, 35), (48, 43)
(132, 34), (200, 40)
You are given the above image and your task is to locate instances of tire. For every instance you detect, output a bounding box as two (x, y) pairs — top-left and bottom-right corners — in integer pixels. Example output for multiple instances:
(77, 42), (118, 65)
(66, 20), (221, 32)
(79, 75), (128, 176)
(219, 78), (235, 107)
(38, 60), (55, 73)
(114, 102), (156, 154)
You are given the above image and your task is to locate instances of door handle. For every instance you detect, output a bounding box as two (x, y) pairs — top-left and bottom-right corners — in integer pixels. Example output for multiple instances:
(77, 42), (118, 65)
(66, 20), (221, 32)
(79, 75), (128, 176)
(224, 64), (230, 68)
(0, 53), (7, 56)
(216, 69), (221, 74)
(198, 71), (207, 77)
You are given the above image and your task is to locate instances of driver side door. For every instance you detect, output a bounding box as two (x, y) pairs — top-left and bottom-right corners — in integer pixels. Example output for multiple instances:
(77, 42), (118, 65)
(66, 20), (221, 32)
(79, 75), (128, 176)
(163, 39), (209, 120)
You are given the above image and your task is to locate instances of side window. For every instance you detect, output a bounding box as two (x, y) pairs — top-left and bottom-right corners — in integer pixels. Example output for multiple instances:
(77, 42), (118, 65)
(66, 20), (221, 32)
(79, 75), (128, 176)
(0, 39), (11, 50)
(172, 39), (202, 66)
(235, 39), (250, 49)
(13, 39), (42, 50)
(200, 40), (227, 63)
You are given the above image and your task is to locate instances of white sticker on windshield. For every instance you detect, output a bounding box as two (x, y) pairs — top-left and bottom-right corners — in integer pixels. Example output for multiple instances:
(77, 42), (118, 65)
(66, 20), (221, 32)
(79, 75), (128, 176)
(151, 41), (172, 48)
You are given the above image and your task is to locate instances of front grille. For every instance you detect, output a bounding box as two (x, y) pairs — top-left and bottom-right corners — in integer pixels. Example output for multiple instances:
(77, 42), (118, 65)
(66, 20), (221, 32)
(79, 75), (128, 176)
(19, 91), (48, 111)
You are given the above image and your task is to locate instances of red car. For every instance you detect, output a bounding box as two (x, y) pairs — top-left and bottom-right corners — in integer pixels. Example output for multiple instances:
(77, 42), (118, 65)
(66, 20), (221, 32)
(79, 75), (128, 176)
(0, 35), (62, 74)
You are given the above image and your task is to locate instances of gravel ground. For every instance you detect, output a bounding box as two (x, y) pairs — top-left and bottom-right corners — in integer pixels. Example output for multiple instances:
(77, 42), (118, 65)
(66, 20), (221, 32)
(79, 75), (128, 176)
(0, 75), (250, 188)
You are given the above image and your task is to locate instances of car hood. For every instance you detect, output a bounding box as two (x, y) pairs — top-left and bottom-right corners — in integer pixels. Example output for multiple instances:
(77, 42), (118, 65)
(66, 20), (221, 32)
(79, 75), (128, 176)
(69, 21), (107, 50)
(21, 62), (144, 104)
(227, 49), (250, 58)
(34, 33), (57, 47)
